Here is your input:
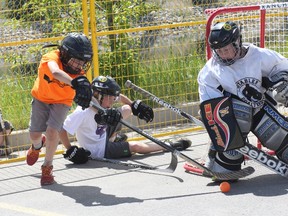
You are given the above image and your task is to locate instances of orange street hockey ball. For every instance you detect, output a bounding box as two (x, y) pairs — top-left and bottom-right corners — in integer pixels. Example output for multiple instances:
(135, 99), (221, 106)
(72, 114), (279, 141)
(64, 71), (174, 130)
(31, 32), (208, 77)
(220, 181), (231, 193)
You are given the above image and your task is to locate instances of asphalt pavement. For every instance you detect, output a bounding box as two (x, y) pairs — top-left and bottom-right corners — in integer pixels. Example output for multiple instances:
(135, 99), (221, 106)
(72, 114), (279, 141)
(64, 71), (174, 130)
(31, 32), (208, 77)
(0, 130), (287, 216)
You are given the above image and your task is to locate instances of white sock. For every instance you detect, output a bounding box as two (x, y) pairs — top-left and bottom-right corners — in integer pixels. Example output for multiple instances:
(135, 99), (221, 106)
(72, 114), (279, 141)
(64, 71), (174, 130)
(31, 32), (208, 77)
(43, 160), (53, 167)
(33, 142), (42, 150)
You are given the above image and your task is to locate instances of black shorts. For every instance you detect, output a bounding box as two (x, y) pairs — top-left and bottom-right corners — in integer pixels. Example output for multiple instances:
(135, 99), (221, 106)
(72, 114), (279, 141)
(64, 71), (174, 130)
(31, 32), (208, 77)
(104, 141), (132, 159)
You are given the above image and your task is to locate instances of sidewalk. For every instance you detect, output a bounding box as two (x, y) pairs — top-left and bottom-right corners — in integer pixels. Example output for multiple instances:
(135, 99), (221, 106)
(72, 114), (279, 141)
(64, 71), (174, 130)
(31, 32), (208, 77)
(0, 130), (287, 216)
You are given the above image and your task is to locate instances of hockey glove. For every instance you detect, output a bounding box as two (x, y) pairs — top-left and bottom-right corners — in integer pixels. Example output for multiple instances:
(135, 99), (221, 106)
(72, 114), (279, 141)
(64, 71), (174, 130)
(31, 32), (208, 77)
(131, 100), (154, 123)
(94, 108), (122, 126)
(63, 146), (91, 164)
(273, 80), (288, 107)
(71, 76), (92, 110)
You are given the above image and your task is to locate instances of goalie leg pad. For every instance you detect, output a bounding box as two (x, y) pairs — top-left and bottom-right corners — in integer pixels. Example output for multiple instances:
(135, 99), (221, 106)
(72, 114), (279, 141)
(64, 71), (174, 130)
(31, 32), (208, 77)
(252, 102), (288, 163)
(200, 97), (245, 152)
(231, 98), (253, 137)
(252, 103), (288, 151)
(276, 145), (288, 164)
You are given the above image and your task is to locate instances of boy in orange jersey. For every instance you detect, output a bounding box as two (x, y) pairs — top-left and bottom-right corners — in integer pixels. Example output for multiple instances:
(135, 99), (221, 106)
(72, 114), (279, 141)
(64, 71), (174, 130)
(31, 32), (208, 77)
(26, 32), (93, 185)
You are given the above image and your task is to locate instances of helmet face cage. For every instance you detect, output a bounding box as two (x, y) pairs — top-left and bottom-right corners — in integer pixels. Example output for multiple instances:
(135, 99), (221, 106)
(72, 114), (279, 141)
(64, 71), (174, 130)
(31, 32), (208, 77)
(60, 33), (93, 75)
(209, 21), (242, 66)
(91, 76), (121, 97)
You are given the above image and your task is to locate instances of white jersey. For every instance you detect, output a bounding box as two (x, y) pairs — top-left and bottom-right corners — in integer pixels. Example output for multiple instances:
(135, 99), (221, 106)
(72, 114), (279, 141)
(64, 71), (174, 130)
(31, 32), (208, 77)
(198, 44), (288, 108)
(63, 106), (107, 158)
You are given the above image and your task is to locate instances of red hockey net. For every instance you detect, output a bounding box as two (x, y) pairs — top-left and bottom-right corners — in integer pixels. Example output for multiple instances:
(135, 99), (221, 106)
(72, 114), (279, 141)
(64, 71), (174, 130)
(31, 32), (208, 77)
(205, 2), (288, 59)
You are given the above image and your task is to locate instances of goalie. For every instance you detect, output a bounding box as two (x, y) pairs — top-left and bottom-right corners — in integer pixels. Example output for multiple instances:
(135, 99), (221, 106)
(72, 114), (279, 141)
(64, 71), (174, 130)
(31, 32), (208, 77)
(60, 76), (191, 164)
(197, 21), (288, 174)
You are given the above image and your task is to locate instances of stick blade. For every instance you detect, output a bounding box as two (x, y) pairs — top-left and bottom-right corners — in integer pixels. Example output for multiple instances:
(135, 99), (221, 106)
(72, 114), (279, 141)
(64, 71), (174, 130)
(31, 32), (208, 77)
(125, 80), (132, 88)
(163, 152), (178, 173)
(184, 163), (255, 181)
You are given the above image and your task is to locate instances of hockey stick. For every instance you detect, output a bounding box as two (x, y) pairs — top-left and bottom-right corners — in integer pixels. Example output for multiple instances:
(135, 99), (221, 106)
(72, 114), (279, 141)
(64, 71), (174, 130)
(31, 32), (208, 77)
(90, 98), (254, 180)
(91, 157), (176, 173)
(125, 80), (204, 127)
(90, 98), (177, 173)
(126, 81), (288, 178)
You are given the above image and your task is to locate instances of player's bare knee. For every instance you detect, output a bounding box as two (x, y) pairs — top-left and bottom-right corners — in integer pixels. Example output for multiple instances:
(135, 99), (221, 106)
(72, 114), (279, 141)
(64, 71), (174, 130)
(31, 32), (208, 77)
(128, 141), (143, 153)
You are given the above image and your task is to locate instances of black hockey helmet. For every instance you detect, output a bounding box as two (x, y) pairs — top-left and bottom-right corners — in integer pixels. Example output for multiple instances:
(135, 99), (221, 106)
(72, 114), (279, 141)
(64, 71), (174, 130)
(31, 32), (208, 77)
(208, 21), (242, 65)
(91, 76), (121, 97)
(208, 21), (240, 49)
(60, 32), (93, 75)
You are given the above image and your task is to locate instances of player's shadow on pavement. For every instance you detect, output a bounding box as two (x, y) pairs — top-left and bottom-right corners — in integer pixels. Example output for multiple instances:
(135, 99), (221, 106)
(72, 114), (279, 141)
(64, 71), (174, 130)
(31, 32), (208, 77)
(44, 184), (143, 206)
(207, 174), (288, 197)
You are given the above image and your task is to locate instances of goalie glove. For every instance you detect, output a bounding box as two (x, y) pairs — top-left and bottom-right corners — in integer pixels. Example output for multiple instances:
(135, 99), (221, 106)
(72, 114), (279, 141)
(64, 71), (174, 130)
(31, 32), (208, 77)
(272, 80), (288, 107)
(94, 108), (122, 126)
(131, 100), (154, 123)
(71, 76), (92, 110)
(63, 146), (91, 164)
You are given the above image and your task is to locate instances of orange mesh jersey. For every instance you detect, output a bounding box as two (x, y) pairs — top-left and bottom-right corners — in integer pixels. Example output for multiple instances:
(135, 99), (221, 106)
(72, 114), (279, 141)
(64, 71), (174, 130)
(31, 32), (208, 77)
(31, 50), (81, 106)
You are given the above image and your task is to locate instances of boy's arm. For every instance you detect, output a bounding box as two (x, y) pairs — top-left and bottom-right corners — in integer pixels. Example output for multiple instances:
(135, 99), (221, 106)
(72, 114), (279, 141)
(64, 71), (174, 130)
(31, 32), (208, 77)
(48, 61), (92, 109)
(118, 94), (133, 105)
(47, 61), (73, 85)
(118, 94), (154, 123)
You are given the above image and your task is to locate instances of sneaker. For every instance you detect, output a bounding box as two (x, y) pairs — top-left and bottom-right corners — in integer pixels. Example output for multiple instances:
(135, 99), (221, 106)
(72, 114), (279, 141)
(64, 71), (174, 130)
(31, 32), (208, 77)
(26, 135), (46, 166)
(41, 165), (55, 186)
(170, 139), (192, 151)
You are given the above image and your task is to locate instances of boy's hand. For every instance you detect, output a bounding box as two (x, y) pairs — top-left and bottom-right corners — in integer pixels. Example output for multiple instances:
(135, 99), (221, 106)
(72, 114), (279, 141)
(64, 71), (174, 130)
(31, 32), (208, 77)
(94, 108), (122, 126)
(131, 100), (154, 122)
(71, 76), (92, 109)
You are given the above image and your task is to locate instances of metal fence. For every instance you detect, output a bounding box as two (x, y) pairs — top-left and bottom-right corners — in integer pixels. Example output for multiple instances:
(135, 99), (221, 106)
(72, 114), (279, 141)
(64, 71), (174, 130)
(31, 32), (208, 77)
(0, 0), (285, 162)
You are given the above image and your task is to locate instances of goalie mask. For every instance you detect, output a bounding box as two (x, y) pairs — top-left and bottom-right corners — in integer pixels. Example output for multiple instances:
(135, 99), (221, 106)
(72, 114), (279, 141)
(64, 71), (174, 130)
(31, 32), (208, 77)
(92, 76), (121, 97)
(60, 33), (93, 75)
(209, 21), (242, 66)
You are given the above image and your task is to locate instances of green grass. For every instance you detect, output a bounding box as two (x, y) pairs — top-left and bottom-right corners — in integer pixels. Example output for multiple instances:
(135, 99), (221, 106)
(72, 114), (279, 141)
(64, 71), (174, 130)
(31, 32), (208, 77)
(0, 51), (205, 130)
(0, 74), (36, 130)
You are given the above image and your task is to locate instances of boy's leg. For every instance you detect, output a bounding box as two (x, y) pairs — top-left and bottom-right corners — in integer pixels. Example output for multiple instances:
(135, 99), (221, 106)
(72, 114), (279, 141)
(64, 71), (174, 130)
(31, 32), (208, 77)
(40, 103), (70, 186)
(27, 99), (49, 166)
(105, 141), (132, 159)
